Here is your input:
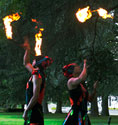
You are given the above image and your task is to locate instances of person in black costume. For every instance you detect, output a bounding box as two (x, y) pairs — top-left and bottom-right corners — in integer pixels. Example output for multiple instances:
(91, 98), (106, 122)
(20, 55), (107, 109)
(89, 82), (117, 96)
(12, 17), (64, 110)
(22, 36), (53, 125)
(62, 60), (98, 125)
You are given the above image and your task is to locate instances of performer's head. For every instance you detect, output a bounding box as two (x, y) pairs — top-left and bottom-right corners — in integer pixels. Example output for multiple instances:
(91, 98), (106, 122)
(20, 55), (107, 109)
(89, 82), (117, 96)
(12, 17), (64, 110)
(32, 55), (53, 71)
(62, 63), (81, 79)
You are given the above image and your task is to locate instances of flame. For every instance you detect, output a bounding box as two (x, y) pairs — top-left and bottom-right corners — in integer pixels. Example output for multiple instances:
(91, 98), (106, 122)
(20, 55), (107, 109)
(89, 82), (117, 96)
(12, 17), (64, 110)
(97, 8), (113, 19)
(32, 19), (39, 29)
(76, 6), (92, 23)
(32, 19), (38, 23)
(3, 13), (20, 39)
(35, 28), (44, 56)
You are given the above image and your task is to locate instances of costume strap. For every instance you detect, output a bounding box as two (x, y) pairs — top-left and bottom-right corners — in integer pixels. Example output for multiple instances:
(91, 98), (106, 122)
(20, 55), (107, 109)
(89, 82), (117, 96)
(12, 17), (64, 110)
(32, 70), (42, 79)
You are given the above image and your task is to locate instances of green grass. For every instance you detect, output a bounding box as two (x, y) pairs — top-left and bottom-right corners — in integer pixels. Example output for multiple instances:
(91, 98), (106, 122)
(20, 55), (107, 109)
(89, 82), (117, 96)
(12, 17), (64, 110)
(0, 112), (118, 125)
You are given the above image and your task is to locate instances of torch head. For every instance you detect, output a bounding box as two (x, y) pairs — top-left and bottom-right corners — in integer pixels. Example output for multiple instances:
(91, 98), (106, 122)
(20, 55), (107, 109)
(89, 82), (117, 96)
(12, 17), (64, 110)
(33, 55), (53, 71)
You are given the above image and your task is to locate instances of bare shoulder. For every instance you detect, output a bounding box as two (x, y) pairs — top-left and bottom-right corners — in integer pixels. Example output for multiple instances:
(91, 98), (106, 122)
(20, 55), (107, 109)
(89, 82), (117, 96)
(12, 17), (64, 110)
(67, 77), (80, 89)
(67, 78), (75, 90)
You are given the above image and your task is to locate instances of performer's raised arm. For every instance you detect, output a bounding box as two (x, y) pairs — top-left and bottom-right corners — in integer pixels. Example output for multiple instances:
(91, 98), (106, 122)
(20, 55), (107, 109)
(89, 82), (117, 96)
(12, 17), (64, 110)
(23, 36), (34, 73)
(22, 54), (53, 124)
(68, 59), (87, 87)
(62, 60), (91, 124)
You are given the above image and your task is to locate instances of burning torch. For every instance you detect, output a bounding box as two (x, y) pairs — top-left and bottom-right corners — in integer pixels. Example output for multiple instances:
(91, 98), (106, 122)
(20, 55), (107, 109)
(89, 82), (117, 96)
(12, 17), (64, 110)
(96, 8), (113, 19)
(34, 28), (44, 56)
(3, 13), (21, 39)
(31, 18), (44, 56)
(75, 6), (113, 23)
(75, 6), (92, 23)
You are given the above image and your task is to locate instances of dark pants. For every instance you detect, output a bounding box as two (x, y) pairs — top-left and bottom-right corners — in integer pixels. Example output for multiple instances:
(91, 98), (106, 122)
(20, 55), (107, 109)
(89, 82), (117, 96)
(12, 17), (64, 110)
(30, 103), (44, 125)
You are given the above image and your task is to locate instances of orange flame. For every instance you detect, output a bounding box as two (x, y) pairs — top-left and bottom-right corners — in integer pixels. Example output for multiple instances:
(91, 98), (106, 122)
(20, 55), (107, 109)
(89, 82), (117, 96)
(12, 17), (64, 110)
(3, 13), (20, 39)
(35, 28), (44, 56)
(76, 6), (92, 23)
(96, 8), (113, 19)
(32, 19), (38, 23)
(32, 19), (39, 29)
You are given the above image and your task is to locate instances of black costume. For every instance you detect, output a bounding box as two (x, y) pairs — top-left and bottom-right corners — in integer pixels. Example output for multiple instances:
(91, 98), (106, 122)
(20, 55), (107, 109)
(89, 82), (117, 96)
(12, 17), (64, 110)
(25, 70), (45, 125)
(63, 83), (91, 125)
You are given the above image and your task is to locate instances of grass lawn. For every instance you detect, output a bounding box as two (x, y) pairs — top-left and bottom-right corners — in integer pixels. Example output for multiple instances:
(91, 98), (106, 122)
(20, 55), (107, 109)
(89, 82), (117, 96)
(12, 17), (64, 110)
(0, 112), (118, 125)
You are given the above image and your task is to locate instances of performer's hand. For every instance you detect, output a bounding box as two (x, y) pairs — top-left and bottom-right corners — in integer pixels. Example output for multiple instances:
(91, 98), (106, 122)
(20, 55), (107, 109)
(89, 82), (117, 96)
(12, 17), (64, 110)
(23, 41), (30, 50)
(84, 59), (88, 71)
(23, 36), (30, 50)
(83, 59), (87, 68)
(84, 59), (87, 64)
(23, 109), (28, 121)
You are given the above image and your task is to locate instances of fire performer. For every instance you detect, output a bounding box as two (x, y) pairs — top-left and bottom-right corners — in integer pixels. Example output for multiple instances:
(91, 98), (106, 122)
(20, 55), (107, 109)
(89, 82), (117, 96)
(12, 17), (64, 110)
(62, 60), (98, 125)
(22, 36), (53, 125)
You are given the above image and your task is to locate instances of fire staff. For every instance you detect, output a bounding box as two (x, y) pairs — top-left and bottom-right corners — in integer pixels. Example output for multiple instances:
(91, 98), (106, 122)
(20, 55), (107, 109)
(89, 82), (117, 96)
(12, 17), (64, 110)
(62, 60), (98, 125)
(22, 36), (53, 125)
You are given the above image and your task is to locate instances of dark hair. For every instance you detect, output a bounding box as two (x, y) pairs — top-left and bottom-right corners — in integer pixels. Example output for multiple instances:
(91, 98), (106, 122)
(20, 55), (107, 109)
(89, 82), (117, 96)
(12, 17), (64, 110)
(34, 55), (44, 70)
(62, 63), (76, 78)
(35, 55), (44, 62)
(34, 55), (53, 70)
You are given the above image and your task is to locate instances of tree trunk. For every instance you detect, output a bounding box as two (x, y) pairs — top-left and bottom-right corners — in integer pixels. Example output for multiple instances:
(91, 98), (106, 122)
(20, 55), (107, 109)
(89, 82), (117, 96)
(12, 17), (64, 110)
(56, 99), (62, 113)
(91, 96), (99, 116)
(101, 95), (109, 116)
(21, 104), (24, 112)
(42, 99), (49, 114)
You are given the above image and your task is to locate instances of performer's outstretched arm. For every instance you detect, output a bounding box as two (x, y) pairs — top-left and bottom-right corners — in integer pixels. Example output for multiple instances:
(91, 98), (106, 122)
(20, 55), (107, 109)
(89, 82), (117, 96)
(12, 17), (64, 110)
(23, 36), (34, 73)
(68, 60), (87, 87)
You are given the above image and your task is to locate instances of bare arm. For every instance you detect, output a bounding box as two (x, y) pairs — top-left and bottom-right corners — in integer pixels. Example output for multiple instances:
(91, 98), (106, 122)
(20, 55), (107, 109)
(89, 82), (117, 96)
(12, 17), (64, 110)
(23, 37), (34, 73)
(69, 60), (87, 87)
